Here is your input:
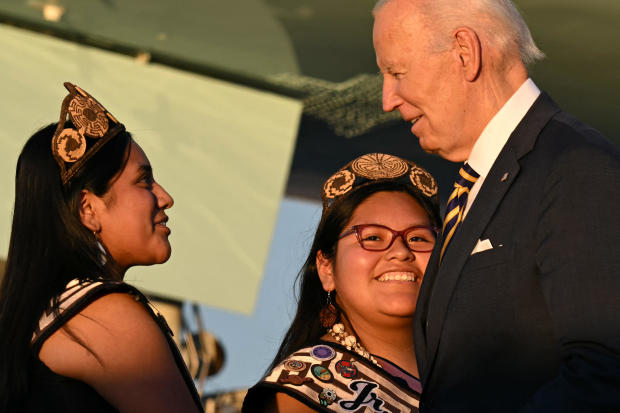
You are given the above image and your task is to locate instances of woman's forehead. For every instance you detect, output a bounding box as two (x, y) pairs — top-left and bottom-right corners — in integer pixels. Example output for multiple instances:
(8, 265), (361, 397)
(123, 142), (151, 171)
(348, 191), (429, 225)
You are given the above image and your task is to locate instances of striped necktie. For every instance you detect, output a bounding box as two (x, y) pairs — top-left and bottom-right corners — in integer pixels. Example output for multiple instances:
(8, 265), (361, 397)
(440, 164), (480, 261)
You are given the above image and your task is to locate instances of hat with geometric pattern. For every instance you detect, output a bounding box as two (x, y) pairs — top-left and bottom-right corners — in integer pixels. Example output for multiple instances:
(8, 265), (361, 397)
(51, 82), (126, 185)
(321, 153), (440, 225)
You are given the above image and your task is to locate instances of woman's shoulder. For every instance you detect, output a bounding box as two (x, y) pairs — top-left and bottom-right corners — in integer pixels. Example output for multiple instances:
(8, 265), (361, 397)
(36, 279), (204, 412)
(38, 281), (168, 382)
(32, 278), (145, 348)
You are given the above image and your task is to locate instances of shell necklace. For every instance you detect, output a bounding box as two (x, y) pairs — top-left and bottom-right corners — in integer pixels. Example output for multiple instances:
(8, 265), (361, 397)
(328, 323), (380, 367)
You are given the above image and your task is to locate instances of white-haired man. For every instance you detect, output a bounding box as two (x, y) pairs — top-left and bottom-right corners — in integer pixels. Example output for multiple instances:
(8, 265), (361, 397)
(374, 0), (620, 411)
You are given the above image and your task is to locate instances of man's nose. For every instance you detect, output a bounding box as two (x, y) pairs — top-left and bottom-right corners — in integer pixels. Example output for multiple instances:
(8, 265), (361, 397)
(382, 79), (403, 112)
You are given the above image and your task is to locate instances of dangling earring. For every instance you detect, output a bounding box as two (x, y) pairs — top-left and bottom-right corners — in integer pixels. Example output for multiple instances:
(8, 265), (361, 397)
(94, 232), (107, 266)
(319, 290), (339, 329)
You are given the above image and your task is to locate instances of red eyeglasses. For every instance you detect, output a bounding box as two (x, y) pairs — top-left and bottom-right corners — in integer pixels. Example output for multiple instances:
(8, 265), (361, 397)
(339, 224), (438, 252)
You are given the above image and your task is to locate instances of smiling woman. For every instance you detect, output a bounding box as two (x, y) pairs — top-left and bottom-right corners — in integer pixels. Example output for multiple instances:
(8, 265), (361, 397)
(86, 142), (174, 272)
(242, 153), (441, 412)
(0, 83), (202, 412)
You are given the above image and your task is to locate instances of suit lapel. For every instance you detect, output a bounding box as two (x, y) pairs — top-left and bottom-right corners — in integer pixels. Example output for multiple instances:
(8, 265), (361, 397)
(418, 93), (561, 385)
(423, 149), (520, 380)
(414, 237), (442, 377)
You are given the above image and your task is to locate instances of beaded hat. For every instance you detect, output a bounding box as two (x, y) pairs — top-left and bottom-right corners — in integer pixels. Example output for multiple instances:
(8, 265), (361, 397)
(321, 153), (440, 226)
(51, 82), (126, 185)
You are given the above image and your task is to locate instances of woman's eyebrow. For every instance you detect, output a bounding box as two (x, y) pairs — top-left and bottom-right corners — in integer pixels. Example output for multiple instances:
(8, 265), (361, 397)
(137, 164), (152, 175)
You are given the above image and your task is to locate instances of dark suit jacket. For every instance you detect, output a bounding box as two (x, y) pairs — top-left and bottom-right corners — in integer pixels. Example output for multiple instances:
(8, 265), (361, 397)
(414, 93), (620, 412)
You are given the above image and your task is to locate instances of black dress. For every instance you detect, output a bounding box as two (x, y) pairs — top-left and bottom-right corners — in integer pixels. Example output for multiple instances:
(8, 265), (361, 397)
(22, 278), (203, 412)
(24, 358), (117, 412)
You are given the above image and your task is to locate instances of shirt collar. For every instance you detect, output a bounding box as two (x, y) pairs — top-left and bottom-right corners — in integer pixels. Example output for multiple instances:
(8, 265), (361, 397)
(467, 78), (540, 178)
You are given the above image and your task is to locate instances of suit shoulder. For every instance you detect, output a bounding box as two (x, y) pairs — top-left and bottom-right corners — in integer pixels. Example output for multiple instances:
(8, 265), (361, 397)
(534, 111), (620, 168)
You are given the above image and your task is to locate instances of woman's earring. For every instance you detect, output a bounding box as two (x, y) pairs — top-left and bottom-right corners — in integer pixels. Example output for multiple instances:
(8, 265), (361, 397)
(319, 290), (339, 329)
(94, 232), (107, 266)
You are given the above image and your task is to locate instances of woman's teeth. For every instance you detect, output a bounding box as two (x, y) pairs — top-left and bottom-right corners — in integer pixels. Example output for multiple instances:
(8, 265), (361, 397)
(376, 272), (418, 282)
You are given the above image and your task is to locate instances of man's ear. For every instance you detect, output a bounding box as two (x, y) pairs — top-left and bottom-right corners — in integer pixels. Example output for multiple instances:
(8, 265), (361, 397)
(79, 190), (102, 233)
(453, 27), (481, 82)
(316, 250), (336, 292)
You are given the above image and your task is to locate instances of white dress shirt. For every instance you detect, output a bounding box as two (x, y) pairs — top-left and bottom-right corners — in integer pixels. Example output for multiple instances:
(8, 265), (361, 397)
(463, 78), (541, 217)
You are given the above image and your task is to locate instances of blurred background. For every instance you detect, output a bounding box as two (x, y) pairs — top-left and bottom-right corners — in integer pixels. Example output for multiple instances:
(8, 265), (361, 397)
(0, 0), (618, 411)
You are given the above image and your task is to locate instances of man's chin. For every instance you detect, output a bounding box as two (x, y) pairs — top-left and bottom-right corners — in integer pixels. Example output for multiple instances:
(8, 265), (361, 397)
(417, 137), (439, 155)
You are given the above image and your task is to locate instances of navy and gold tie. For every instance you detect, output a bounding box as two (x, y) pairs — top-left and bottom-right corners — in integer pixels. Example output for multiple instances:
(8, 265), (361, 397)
(440, 164), (479, 261)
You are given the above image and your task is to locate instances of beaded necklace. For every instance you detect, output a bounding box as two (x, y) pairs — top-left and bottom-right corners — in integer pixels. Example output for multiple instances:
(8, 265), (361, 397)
(328, 323), (381, 367)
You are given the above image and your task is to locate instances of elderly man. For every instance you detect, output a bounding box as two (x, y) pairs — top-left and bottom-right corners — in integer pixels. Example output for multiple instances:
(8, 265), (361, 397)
(373, 0), (620, 411)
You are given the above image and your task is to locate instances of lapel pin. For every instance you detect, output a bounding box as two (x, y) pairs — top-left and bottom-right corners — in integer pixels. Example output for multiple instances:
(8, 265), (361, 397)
(500, 172), (509, 182)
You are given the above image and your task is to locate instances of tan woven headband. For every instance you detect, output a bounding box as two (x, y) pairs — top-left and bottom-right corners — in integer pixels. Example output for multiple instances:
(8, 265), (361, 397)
(321, 153), (438, 215)
(51, 82), (125, 185)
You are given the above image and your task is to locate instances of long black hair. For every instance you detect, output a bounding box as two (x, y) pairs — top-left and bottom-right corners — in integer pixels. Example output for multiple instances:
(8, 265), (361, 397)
(0, 122), (132, 410)
(267, 180), (441, 372)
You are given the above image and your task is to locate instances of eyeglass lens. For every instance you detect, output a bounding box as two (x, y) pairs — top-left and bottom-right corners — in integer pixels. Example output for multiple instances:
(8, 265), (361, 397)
(357, 225), (436, 252)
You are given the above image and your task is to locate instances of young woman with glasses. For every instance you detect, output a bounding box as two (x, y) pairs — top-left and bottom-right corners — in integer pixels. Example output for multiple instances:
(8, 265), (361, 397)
(243, 153), (441, 412)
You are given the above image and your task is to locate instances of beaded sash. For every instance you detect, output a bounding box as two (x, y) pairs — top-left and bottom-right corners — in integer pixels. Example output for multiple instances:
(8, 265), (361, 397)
(261, 342), (420, 412)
